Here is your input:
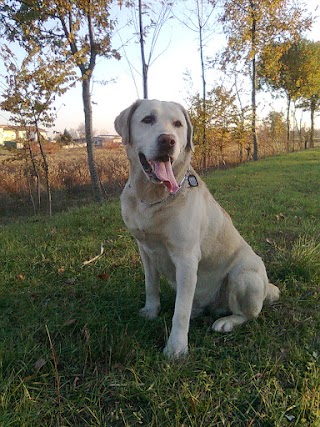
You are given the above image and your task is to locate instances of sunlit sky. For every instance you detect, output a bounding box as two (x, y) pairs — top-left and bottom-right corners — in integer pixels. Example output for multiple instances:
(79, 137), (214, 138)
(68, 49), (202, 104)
(0, 0), (319, 136)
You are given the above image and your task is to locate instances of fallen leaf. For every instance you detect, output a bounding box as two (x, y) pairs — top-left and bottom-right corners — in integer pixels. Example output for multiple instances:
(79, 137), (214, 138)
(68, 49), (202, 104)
(285, 414), (295, 422)
(30, 293), (38, 302)
(266, 238), (274, 245)
(63, 319), (77, 327)
(276, 213), (285, 221)
(113, 363), (124, 371)
(73, 376), (80, 388)
(35, 358), (46, 372)
(64, 278), (76, 285)
(98, 272), (110, 281)
(16, 274), (25, 281)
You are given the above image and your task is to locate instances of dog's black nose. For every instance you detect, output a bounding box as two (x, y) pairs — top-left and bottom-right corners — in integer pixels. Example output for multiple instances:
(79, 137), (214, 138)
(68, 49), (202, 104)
(157, 134), (176, 150)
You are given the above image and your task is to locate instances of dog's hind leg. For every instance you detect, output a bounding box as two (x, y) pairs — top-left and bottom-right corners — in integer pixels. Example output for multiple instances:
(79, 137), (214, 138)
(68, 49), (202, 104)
(212, 269), (265, 333)
(264, 283), (280, 304)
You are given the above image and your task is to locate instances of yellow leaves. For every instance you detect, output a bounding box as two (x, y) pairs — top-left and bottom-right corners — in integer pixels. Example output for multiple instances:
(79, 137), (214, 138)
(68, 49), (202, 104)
(221, 0), (313, 64)
(0, 47), (78, 129)
(260, 38), (320, 102)
(72, 50), (88, 66)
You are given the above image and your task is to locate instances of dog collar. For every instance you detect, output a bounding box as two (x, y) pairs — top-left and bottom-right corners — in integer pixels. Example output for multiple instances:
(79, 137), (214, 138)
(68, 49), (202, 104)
(140, 168), (197, 208)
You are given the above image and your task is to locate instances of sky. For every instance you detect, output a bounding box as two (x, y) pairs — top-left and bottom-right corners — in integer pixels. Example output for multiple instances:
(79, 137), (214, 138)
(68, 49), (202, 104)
(0, 0), (319, 137)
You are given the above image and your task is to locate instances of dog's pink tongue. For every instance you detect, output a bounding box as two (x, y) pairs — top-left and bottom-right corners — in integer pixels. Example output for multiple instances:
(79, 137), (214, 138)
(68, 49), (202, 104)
(153, 160), (179, 193)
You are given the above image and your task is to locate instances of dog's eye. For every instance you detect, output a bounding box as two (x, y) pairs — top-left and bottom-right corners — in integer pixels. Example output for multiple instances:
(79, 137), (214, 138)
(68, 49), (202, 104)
(141, 115), (155, 125)
(173, 120), (182, 128)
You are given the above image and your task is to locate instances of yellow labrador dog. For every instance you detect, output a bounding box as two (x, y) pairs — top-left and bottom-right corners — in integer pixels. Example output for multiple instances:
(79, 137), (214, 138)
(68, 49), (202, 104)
(115, 99), (279, 358)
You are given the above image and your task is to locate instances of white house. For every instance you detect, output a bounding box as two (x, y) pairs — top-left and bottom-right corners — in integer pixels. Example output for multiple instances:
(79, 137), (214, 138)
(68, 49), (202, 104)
(0, 124), (48, 148)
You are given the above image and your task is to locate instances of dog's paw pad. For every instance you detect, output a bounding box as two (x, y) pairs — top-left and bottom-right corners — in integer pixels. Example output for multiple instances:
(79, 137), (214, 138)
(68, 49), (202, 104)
(139, 306), (160, 319)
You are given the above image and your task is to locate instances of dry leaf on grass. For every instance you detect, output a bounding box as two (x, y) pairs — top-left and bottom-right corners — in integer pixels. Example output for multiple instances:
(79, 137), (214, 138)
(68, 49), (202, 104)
(97, 272), (110, 281)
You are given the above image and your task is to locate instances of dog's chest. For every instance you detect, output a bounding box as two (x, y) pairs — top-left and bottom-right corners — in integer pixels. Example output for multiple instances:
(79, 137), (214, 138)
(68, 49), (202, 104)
(122, 196), (176, 282)
(124, 204), (166, 242)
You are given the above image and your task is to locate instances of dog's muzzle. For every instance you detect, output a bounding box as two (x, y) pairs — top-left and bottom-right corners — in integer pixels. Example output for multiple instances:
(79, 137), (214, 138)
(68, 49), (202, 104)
(138, 134), (179, 193)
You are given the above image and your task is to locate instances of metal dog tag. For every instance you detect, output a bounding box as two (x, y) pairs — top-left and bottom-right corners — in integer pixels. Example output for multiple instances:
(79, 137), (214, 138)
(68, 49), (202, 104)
(188, 175), (198, 187)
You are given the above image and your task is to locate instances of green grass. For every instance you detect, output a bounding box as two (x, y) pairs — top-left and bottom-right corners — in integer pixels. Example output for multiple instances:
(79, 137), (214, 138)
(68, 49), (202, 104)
(0, 149), (319, 426)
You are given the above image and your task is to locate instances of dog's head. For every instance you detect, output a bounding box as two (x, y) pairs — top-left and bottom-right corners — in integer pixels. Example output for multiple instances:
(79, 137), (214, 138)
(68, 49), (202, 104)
(114, 99), (193, 193)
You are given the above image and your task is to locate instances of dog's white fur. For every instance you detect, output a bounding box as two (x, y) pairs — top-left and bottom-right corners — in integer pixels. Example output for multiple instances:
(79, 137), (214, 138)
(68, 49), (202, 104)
(115, 99), (280, 358)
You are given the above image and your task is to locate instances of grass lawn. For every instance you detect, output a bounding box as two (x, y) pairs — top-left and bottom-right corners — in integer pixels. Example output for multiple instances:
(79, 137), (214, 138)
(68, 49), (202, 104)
(0, 149), (319, 426)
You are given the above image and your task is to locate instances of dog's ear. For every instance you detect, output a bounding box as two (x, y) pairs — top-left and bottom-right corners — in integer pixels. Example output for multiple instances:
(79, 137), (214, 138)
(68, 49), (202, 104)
(114, 100), (142, 144)
(177, 104), (194, 152)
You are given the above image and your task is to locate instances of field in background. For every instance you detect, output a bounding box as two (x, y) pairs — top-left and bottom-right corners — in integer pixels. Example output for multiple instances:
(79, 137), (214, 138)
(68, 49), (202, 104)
(1, 136), (319, 221)
(0, 145), (128, 220)
(0, 149), (319, 426)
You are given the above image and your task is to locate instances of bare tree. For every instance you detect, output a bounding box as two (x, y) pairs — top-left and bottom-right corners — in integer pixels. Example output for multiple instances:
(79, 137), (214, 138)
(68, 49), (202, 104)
(175, 0), (218, 168)
(119, 0), (173, 99)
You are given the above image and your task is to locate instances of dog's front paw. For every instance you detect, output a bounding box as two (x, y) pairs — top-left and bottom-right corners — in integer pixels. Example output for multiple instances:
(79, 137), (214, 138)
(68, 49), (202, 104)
(139, 305), (160, 320)
(163, 335), (188, 358)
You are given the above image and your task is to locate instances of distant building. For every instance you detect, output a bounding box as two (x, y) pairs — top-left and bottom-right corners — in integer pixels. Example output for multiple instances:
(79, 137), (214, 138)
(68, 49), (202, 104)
(93, 134), (122, 146)
(0, 124), (48, 148)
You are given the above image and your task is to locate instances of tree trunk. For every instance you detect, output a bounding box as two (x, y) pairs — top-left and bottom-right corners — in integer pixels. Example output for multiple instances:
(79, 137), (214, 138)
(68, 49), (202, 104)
(82, 77), (102, 202)
(286, 95), (291, 152)
(239, 141), (243, 163)
(251, 53), (258, 160)
(25, 139), (41, 212)
(310, 97), (315, 148)
(250, 3), (258, 161)
(139, 0), (148, 99)
(35, 120), (52, 216)
(199, 20), (207, 169)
